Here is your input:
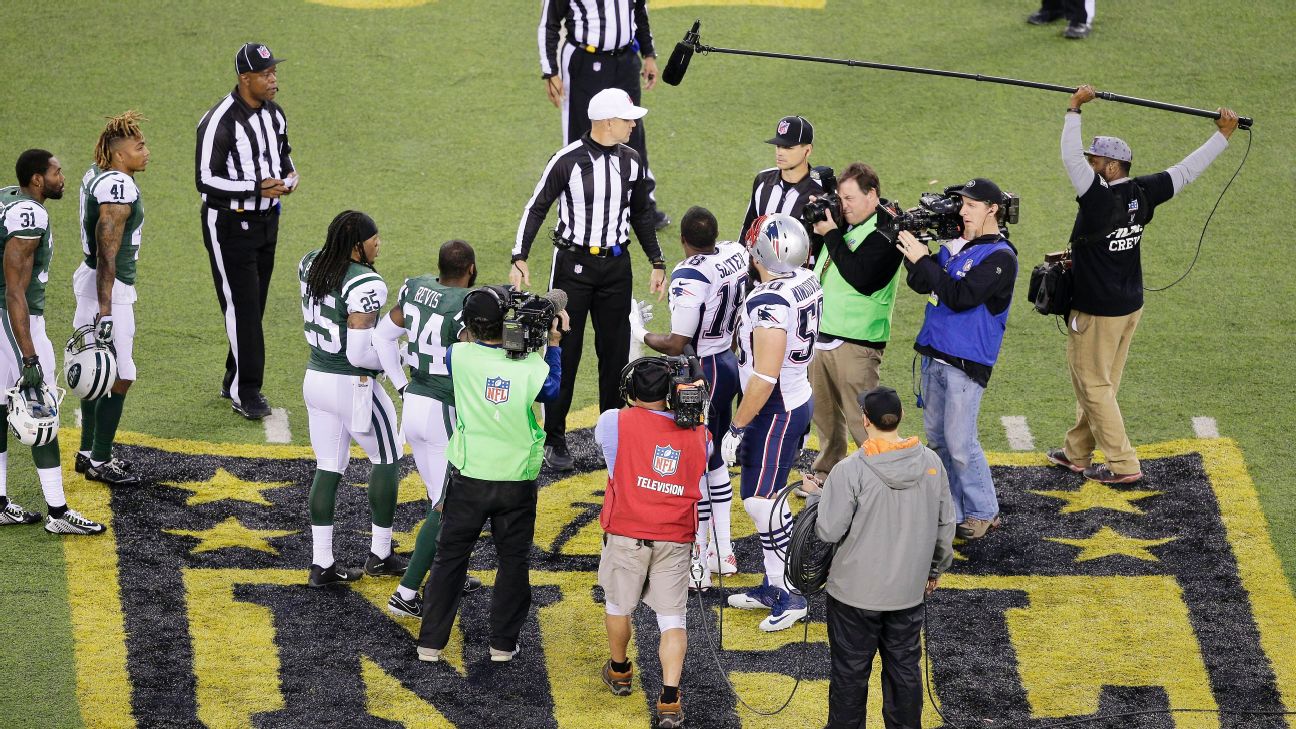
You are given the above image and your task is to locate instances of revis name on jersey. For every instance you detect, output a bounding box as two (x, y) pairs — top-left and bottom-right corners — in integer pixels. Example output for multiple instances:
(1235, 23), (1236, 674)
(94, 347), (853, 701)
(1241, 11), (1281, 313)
(668, 240), (748, 357)
(736, 267), (822, 413)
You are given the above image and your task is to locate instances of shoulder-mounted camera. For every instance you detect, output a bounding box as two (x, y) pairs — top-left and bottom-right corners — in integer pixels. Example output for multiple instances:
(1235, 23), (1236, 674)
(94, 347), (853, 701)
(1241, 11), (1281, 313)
(618, 352), (711, 429)
(877, 185), (1021, 242)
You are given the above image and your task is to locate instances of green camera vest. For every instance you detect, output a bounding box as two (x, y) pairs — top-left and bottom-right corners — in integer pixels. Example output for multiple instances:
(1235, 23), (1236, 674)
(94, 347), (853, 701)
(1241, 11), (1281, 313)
(446, 342), (549, 481)
(813, 215), (902, 343)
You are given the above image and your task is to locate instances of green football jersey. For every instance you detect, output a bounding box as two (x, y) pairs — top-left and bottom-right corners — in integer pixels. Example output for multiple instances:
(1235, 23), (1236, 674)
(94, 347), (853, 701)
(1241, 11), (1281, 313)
(79, 164), (144, 286)
(0, 186), (55, 315)
(298, 249), (387, 376)
(398, 275), (469, 404)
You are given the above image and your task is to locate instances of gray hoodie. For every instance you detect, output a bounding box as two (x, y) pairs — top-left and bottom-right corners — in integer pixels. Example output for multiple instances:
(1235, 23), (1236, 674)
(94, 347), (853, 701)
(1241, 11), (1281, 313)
(811, 439), (956, 611)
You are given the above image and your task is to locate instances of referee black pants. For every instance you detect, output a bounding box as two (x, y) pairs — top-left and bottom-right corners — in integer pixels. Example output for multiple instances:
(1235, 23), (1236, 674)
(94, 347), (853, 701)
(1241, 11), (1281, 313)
(562, 46), (657, 202)
(826, 596), (924, 729)
(1037, 0), (1092, 24)
(200, 204), (278, 405)
(545, 248), (632, 448)
(418, 472), (537, 653)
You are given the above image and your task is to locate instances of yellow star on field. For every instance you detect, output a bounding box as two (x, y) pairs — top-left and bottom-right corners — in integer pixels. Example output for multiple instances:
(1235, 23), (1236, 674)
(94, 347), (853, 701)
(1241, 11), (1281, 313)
(351, 471), (428, 506)
(1030, 481), (1162, 515)
(165, 468), (294, 507)
(1047, 526), (1176, 563)
(165, 517), (298, 556)
(392, 519), (428, 553)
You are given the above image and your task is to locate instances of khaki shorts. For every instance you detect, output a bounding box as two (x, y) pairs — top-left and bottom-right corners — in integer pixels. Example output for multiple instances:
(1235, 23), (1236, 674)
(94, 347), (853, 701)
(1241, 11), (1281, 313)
(598, 534), (691, 617)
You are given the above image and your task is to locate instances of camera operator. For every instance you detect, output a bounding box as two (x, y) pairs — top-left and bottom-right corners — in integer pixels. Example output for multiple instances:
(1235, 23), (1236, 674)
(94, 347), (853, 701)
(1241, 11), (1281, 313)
(1045, 85), (1239, 484)
(738, 116), (824, 244)
(416, 286), (565, 664)
(897, 178), (1017, 541)
(804, 386), (955, 729)
(803, 163), (905, 493)
(592, 357), (710, 729)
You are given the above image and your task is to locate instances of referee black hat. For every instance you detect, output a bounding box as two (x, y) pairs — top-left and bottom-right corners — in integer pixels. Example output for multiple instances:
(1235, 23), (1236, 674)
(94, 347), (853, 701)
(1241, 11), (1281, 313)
(767, 116), (813, 146)
(236, 43), (286, 74)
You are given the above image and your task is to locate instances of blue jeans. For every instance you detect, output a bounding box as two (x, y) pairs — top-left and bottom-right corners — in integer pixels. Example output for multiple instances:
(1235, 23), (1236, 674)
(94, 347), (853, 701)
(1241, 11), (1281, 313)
(921, 358), (997, 522)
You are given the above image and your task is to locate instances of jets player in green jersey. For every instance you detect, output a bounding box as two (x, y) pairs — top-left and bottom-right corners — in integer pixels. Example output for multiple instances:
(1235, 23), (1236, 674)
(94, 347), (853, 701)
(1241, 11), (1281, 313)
(75, 111), (150, 486)
(374, 240), (483, 618)
(0, 150), (104, 534)
(299, 210), (405, 587)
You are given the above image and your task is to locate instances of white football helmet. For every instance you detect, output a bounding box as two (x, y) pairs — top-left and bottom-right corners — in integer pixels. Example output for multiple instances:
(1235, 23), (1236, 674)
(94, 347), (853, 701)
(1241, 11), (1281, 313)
(747, 213), (810, 274)
(6, 382), (64, 447)
(64, 324), (117, 400)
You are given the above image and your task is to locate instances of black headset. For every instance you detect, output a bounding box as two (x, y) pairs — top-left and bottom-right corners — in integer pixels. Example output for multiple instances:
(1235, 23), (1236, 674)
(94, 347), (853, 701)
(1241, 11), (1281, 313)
(619, 356), (674, 404)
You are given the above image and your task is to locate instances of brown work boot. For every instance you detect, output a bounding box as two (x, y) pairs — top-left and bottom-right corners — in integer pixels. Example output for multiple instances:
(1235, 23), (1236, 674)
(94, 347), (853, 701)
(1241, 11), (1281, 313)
(601, 659), (633, 697)
(956, 515), (1002, 540)
(656, 691), (685, 728)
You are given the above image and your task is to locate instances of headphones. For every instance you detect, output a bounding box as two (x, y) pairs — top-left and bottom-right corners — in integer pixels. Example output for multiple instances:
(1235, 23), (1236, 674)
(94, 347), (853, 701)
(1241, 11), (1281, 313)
(619, 356), (673, 404)
(463, 285), (511, 324)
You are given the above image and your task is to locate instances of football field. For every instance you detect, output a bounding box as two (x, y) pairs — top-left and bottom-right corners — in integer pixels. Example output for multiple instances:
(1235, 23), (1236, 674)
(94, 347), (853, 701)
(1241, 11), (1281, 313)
(1, 1), (1293, 727)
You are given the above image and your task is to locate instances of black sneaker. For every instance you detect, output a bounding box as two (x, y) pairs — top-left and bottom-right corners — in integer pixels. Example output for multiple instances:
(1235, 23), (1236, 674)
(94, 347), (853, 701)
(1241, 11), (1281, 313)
(0, 501), (41, 526)
(463, 575), (483, 594)
(653, 210), (672, 231)
(219, 386), (233, 400)
(75, 452), (91, 474)
(544, 444), (574, 471)
(86, 459), (142, 486)
(1063, 21), (1092, 38)
(232, 393), (272, 420)
(308, 562), (363, 587)
(388, 592), (422, 619)
(1026, 9), (1061, 24)
(364, 551), (409, 577)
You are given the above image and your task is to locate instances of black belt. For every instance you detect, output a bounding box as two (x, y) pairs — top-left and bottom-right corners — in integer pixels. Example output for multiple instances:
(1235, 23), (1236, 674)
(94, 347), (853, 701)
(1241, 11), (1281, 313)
(568, 40), (633, 57)
(553, 235), (626, 258)
(208, 202), (277, 217)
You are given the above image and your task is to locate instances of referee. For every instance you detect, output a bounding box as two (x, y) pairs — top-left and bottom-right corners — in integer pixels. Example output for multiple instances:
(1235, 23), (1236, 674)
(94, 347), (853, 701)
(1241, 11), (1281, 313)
(539, 0), (669, 230)
(195, 42), (297, 420)
(510, 88), (666, 471)
(739, 116), (824, 244)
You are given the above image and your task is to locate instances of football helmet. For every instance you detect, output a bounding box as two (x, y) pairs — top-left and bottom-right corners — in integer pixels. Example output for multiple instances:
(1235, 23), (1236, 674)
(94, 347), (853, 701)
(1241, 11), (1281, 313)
(746, 213), (810, 274)
(64, 324), (117, 400)
(6, 381), (64, 447)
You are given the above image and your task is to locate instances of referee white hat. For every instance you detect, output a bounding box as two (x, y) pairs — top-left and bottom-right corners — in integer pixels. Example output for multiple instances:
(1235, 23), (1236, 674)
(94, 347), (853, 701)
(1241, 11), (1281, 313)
(588, 89), (648, 121)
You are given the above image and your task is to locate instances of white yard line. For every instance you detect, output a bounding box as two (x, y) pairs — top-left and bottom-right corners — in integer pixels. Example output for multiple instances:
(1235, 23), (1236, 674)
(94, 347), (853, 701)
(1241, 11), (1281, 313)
(264, 408), (292, 444)
(1192, 416), (1220, 439)
(1001, 415), (1035, 451)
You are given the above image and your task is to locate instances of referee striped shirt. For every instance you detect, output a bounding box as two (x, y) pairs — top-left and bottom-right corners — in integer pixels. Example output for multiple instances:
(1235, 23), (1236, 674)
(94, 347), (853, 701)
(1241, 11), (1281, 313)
(739, 167), (825, 242)
(195, 87), (294, 212)
(513, 133), (661, 261)
(539, 0), (655, 77)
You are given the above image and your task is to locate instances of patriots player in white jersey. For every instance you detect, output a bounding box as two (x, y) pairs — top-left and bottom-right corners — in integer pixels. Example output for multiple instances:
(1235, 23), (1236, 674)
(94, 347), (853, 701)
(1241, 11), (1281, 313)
(720, 213), (822, 631)
(630, 206), (747, 586)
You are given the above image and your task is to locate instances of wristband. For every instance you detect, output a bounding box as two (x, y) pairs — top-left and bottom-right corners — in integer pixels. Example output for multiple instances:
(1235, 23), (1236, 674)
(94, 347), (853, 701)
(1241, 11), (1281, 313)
(728, 424), (746, 437)
(650, 259), (666, 270)
(1067, 107), (1082, 114)
(21, 355), (39, 367)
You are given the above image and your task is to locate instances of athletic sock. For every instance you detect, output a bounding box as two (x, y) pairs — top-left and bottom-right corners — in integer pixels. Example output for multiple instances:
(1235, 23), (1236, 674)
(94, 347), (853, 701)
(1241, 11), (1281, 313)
(90, 392), (126, 464)
(660, 685), (679, 704)
(744, 496), (791, 592)
(308, 470), (342, 526)
(48, 504), (68, 518)
(367, 462), (399, 529)
(399, 506), (442, 592)
(371, 524), (393, 559)
(396, 585), (418, 601)
(708, 467), (734, 558)
(611, 659), (631, 674)
(37, 466), (67, 510)
(695, 475), (712, 554)
(311, 525), (334, 568)
(0, 451), (7, 499)
(80, 398), (98, 452)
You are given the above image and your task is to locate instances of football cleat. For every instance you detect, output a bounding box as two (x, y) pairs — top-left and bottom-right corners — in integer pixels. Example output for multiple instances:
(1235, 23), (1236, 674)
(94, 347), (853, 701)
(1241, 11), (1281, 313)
(308, 562), (363, 587)
(77, 453), (134, 475)
(63, 325), (117, 400)
(86, 459), (142, 486)
(705, 549), (739, 576)
(232, 394), (271, 420)
(727, 578), (778, 610)
(388, 592), (422, 619)
(463, 575), (483, 594)
(364, 551), (409, 577)
(760, 588), (809, 632)
(44, 509), (106, 536)
(0, 501), (41, 526)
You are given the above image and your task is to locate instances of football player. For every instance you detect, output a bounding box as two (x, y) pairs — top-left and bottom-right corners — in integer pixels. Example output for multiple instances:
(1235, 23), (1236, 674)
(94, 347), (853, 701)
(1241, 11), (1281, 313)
(298, 210), (403, 587)
(721, 213), (822, 631)
(74, 111), (150, 486)
(630, 206), (746, 586)
(375, 240), (483, 618)
(0, 150), (104, 534)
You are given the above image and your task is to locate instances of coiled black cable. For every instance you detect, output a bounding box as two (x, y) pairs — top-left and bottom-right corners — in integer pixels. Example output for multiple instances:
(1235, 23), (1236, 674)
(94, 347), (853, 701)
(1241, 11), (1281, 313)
(784, 499), (836, 596)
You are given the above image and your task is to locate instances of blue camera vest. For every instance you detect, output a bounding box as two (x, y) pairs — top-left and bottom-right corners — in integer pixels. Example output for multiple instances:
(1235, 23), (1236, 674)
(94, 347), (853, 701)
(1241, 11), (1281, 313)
(914, 239), (1015, 368)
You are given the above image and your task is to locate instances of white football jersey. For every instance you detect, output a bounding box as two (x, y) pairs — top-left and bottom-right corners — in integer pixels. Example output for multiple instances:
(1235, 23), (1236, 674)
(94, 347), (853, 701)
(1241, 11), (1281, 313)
(668, 241), (749, 357)
(736, 267), (823, 412)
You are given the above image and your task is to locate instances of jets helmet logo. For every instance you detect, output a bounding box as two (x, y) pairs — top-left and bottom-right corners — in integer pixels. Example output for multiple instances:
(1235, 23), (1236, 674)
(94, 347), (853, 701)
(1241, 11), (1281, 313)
(484, 376), (510, 404)
(652, 444), (681, 477)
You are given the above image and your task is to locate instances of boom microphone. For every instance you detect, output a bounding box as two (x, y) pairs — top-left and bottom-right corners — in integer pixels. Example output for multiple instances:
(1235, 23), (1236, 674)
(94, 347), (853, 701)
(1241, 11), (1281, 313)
(662, 19), (701, 86)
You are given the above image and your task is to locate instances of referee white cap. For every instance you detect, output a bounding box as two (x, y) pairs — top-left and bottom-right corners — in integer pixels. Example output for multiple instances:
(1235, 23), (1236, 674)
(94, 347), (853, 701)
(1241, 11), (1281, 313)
(1084, 136), (1133, 163)
(588, 89), (648, 121)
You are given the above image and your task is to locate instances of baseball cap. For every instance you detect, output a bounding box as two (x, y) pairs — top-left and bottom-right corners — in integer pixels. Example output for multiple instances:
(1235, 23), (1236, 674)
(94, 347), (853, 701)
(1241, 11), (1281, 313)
(951, 177), (1005, 205)
(588, 89), (648, 121)
(235, 43), (285, 74)
(766, 116), (813, 146)
(462, 285), (509, 326)
(1084, 135), (1133, 163)
(858, 386), (903, 429)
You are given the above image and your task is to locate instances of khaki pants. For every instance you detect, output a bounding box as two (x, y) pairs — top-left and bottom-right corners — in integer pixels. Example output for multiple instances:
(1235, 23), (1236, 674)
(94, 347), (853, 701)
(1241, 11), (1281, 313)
(810, 342), (883, 475)
(1064, 308), (1142, 475)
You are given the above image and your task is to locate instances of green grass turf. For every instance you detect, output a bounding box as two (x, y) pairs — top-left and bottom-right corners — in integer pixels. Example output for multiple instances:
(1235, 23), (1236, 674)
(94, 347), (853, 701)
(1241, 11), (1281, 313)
(0, 0), (1292, 724)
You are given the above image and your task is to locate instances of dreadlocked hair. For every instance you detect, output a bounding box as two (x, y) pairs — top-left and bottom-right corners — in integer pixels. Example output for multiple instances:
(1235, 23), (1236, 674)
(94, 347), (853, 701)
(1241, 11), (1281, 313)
(93, 110), (148, 169)
(306, 210), (372, 302)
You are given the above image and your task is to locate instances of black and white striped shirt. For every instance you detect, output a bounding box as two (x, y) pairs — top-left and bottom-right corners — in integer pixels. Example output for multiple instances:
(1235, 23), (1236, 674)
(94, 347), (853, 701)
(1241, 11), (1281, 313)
(539, 0), (655, 77)
(739, 167), (825, 242)
(195, 88), (294, 212)
(513, 133), (661, 261)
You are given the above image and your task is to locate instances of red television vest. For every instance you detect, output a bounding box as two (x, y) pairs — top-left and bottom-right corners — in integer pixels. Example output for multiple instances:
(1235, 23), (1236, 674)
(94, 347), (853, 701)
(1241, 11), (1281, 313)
(600, 407), (708, 543)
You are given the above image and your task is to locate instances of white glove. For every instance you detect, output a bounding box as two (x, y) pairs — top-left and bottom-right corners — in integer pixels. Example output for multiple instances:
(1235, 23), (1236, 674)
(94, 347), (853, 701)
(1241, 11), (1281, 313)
(721, 424), (745, 466)
(629, 299), (650, 344)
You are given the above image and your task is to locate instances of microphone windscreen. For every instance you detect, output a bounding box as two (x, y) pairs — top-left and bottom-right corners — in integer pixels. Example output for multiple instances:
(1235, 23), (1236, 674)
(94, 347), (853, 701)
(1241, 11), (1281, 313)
(662, 41), (694, 86)
(543, 288), (568, 313)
